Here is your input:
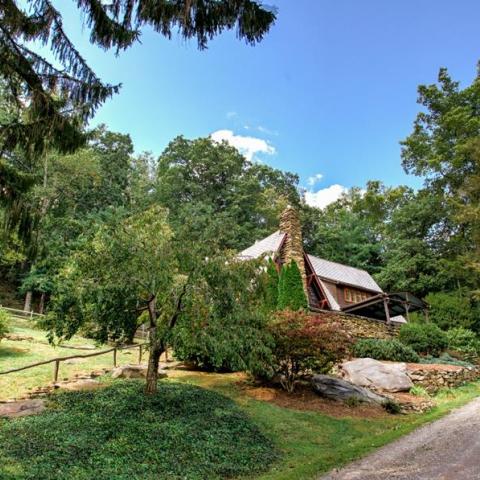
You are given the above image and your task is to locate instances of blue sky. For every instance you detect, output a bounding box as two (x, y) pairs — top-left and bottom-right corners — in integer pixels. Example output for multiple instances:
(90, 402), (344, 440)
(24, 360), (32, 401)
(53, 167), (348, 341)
(56, 1), (480, 207)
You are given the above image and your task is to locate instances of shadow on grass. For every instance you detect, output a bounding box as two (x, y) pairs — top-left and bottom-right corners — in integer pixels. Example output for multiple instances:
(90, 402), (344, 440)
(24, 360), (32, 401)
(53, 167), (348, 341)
(0, 346), (29, 360)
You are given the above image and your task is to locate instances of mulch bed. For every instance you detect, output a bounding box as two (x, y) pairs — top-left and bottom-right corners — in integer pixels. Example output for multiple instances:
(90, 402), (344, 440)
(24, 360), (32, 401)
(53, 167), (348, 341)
(239, 383), (388, 418)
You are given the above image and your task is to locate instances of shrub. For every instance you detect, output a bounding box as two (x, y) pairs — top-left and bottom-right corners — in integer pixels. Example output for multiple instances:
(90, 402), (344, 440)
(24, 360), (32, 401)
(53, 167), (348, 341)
(399, 322), (448, 356)
(353, 338), (420, 363)
(267, 310), (352, 393)
(382, 399), (401, 414)
(277, 260), (308, 311)
(445, 327), (480, 362)
(0, 308), (9, 341)
(419, 353), (474, 368)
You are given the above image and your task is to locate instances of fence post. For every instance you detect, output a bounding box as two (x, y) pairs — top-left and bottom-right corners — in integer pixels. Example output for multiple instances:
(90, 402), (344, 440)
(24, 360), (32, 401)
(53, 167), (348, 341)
(53, 360), (60, 383)
(138, 344), (143, 364)
(113, 347), (117, 367)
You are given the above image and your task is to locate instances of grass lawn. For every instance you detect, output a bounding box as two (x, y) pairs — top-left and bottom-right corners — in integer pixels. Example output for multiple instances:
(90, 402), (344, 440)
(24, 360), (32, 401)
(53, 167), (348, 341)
(0, 317), (142, 400)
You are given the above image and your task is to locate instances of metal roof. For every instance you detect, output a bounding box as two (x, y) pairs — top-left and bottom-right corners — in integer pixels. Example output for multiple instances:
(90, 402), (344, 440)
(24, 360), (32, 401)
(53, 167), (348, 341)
(238, 230), (285, 260)
(307, 254), (383, 293)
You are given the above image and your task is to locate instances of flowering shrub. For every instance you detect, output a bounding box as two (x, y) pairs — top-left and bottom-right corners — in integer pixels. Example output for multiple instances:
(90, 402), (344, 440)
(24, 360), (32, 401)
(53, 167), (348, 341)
(268, 310), (352, 393)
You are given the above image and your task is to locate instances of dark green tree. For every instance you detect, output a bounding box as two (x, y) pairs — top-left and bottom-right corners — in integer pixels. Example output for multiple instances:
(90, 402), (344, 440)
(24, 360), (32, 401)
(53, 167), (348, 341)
(277, 260), (307, 311)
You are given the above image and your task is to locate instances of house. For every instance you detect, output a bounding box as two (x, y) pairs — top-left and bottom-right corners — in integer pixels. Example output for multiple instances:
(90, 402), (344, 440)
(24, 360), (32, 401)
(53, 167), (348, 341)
(239, 206), (427, 324)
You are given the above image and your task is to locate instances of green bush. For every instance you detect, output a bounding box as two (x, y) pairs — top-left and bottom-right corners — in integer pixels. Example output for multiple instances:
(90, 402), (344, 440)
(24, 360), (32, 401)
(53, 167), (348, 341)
(0, 381), (279, 480)
(445, 327), (480, 362)
(399, 322), (448, 356)
(353, 338), (420, 363)
(0, 307), (9, 341)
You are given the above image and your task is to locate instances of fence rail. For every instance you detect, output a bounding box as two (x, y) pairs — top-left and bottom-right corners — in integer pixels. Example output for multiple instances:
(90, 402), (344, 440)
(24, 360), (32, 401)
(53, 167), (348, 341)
(0, 342), (148, 383)
(0, 305), (45, 321)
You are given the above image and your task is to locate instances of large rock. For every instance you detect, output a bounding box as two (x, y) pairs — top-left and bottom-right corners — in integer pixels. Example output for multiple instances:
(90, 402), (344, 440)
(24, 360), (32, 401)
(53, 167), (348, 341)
(311, 375), (387, 404)
(111, 364), (168, 380)
(341, 358), (413, 392)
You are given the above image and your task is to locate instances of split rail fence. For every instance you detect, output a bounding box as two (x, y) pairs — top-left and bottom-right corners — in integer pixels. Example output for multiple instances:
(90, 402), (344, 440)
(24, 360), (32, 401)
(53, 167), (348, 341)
(0, 342), (148, 383)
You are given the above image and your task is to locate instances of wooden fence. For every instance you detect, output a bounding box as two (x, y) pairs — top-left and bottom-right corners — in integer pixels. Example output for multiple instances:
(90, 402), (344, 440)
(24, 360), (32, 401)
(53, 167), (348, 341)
(0, 342), (148, 383)
(0, 305), (45, 322)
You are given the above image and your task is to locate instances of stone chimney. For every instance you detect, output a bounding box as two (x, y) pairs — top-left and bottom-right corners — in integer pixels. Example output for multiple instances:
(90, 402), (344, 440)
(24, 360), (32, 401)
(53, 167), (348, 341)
(279, 205), (308, 293)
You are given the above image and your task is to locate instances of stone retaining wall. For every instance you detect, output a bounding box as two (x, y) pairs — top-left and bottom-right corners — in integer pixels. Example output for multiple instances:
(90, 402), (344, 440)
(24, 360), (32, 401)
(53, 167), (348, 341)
(406, 363), (480, 393)
(312, 310), (400, 339)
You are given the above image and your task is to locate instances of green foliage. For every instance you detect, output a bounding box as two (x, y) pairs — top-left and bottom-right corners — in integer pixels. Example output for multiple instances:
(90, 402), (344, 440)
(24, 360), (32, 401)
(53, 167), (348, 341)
(277, 260), (308, 311)
(410, 385), (429, 397)
(155, 136), (299, 252)
(426, 292), (480, 333)
(446, 327), (480, 362)
(47, 206), (179, 344)
(265, 258), (280, 311)
(172, 256), (273, 373)
(0, 1), (275, 158)
(418, 352), (474, 368)
(0, 307), (9, 340)
(353, 338), (420, 363)
(399, 323), (448, 356)
(266, 310), (352, 393)
(0, 381), (278, 479)
(382, 399), (401, 414)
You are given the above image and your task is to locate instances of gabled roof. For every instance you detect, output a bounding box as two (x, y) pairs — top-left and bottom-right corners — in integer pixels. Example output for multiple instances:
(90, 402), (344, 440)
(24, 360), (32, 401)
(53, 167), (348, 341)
(317, 278), (341, 310)
(238, 230), (285, 260)
(307, 254), (383, 293)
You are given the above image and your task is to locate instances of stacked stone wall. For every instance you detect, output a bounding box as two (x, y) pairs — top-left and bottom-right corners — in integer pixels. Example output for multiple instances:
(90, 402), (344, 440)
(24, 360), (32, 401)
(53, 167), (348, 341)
(311, 310), (400, 339)
(406, 364), (480, 393)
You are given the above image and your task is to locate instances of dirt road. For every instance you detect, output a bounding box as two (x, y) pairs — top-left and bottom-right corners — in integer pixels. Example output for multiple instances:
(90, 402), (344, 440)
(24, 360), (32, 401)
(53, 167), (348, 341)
(321, 396), (480, 480)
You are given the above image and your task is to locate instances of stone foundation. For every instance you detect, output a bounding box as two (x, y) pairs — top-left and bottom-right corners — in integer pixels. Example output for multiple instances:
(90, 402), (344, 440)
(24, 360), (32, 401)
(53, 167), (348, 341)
(406, 363), (480, 393)
(312, 310), (400, 339)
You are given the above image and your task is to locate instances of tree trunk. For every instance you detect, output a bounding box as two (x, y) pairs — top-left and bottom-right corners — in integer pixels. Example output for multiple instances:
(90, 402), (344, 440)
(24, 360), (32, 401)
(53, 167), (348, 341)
(144, 296), (164, 395)
(39, 292), (46, 315)
(24, 291), (33, 313)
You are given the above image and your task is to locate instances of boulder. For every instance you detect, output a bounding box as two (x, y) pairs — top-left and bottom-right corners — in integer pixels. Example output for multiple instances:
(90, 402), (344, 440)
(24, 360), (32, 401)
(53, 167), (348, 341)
(311, 375), (387, 404)
(111, 364), (168, 380)
(341, 358), (413, 392)
(0, 399), (46, 418)
(61, 379), (104, 391)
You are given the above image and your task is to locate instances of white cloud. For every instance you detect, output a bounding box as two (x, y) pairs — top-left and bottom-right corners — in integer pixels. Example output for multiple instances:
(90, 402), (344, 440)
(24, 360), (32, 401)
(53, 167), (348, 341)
(210, 129), (276, 162)
(304, 184), (347, 209)
(307, 173), (324, 186)
(226, 111), (237, 119)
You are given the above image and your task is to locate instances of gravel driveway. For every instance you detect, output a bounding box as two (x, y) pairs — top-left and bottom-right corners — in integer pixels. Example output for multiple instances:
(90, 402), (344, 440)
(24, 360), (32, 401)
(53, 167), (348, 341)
(320, 396), (480, 480)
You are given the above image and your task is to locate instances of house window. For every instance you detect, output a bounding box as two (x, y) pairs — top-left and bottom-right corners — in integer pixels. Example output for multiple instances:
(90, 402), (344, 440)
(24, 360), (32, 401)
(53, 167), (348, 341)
(344, 288), (369, 304)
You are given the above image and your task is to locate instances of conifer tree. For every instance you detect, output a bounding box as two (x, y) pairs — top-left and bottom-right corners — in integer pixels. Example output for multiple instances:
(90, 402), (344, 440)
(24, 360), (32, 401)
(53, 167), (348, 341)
(277, 260), (308, 311)
(265, 257), (279, 310)
(0, 1), (277, 159)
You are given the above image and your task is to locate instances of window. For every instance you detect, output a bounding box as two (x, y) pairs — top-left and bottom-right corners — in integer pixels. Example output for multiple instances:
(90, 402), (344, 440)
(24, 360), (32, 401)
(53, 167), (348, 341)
(344, 288), (369, 304)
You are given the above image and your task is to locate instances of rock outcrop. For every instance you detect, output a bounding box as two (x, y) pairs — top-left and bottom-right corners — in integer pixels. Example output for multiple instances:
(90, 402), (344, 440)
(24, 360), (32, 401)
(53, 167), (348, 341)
(111, 364), (168, 380)
(311, 374), (387, 404)
(341, 358), (413, 392)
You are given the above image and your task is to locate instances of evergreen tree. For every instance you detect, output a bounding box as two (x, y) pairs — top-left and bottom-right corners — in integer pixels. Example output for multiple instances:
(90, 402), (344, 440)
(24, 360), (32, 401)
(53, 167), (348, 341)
(265, 258), (279, 311)
(277, 260), (307, 311)
(0, 1), (276, 159)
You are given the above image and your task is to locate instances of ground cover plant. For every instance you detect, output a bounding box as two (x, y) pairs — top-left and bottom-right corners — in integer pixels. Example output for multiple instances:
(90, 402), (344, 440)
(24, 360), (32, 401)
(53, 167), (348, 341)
(353, 338), (420, 363)
(0, 380), (278, 480)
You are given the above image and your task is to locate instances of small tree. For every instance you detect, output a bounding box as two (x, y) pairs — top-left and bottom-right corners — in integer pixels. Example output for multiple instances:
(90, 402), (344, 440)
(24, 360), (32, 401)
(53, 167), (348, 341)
(268, 310), (351, 393)
(48, 206), (189, 394)
(277, 260), (308, 311)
